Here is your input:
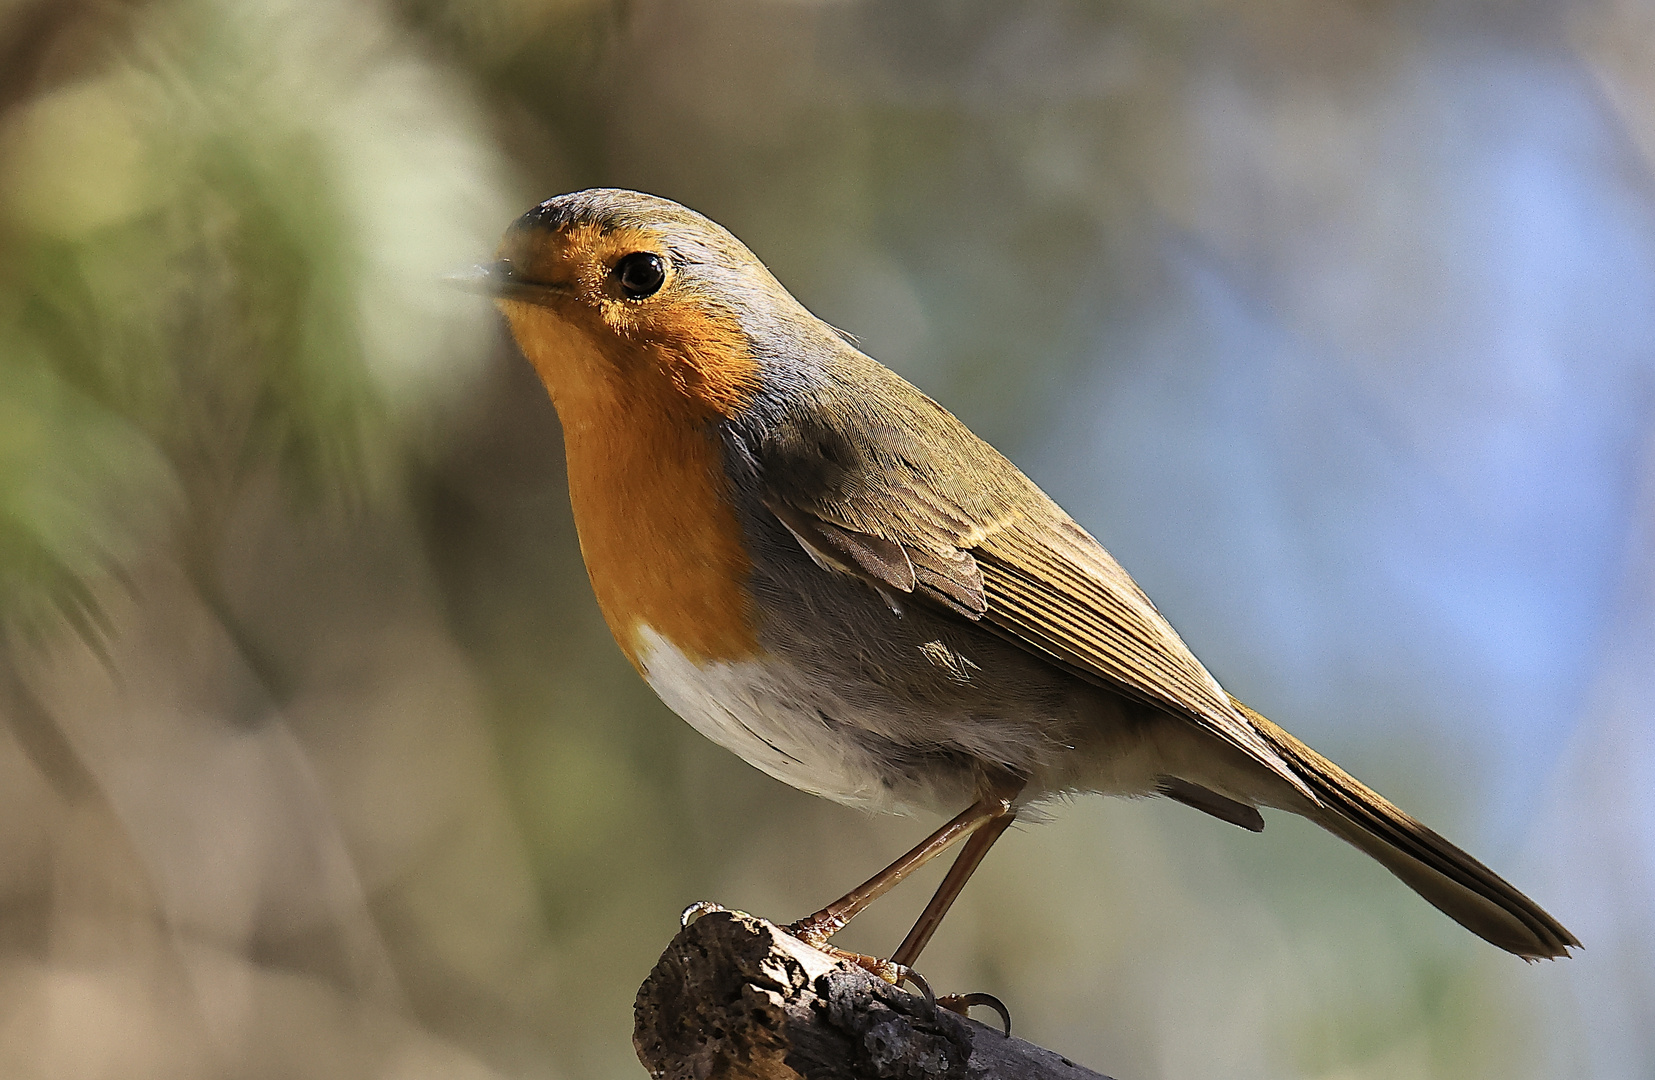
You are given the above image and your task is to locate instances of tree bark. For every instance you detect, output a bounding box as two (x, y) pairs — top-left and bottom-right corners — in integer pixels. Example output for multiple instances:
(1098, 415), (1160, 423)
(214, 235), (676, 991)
(634, 909), (1116, 1080)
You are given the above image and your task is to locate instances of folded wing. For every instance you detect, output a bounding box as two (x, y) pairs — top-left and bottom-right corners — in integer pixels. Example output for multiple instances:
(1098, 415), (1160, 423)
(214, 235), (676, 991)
(737, 363), (1311, 800)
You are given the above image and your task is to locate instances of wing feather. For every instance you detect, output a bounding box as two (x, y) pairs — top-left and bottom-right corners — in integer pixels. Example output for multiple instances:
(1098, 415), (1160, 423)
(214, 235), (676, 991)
(738, 364), (1312, 800)
(975, 527), (1300, 783)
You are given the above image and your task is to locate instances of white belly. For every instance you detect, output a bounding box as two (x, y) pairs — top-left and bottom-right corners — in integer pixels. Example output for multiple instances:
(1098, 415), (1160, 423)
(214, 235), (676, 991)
(634, 626), (902, 812)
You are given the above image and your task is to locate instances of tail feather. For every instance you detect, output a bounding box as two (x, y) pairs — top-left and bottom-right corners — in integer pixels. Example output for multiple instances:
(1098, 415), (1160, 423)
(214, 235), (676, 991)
(1232, 698), (1579, 960)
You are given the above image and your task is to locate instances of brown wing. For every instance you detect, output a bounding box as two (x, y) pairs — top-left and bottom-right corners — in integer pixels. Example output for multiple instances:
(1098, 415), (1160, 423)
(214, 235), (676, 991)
(742, 361), (1312, 800)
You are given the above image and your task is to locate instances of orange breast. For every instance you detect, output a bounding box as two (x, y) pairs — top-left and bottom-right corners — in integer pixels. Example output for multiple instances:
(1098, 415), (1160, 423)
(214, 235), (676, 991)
(564, 398), (758, 668)
(503, 297), (761, 669)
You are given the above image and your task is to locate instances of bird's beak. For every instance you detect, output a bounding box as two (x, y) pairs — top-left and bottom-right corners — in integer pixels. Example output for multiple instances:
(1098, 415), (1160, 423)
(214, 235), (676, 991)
(443, 261), (570, 305)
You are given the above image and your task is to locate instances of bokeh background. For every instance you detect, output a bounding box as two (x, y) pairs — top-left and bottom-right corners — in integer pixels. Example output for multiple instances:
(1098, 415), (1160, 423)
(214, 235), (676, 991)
(2, 0), (1653, 1077)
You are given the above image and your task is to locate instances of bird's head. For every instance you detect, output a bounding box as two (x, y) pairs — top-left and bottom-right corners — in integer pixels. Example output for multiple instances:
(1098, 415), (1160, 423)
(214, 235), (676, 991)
(473, 189), (815, 419)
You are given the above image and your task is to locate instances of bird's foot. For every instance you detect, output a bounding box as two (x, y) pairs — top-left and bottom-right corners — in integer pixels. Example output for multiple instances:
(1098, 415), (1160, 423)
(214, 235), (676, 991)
(687, 904), (1006, 1031)
(787, 928), (930, 994)
(780, 915), (1013, 1034)
(783, 921), (1011, 1034)
(784, 920), (937, 1001)
(680, 900), (731, 926)
(937, 992), (1012, 1036)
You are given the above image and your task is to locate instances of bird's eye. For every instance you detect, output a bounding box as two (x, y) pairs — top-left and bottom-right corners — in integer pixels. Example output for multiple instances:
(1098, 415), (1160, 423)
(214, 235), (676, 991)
(614, 252), (667, 299)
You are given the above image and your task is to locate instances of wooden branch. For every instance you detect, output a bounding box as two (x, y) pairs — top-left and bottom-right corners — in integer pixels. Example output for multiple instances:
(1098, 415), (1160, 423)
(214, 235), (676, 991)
(634, 909), (1116, 1080)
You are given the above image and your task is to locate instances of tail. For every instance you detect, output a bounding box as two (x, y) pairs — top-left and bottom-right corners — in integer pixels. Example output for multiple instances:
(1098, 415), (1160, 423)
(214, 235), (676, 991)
(1232, 698), (1579, 960)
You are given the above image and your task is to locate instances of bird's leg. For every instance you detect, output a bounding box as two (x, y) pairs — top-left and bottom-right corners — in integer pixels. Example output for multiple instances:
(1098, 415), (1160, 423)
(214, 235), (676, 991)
(888, 810), (1019, 1034)
(788, 780), (1021, 987)
(891, 808), (1017, 970)
(788, 796), (1006, 945)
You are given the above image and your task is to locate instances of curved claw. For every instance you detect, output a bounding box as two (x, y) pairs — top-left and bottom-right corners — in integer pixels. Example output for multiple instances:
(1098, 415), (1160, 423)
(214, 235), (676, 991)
(897, 967), (935, 1006)
(938, 992), (1012, 1037)
(680, 901), (727, 927)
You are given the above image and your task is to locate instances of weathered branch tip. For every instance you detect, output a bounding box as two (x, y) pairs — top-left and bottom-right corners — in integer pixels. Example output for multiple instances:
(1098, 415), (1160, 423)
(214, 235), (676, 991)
(634, 908), (1116, 1080)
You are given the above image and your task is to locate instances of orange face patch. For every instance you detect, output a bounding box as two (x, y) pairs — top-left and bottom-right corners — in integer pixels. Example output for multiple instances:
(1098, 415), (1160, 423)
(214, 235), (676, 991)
(495, 222), (759, 416)
(495, 222), (762, 667)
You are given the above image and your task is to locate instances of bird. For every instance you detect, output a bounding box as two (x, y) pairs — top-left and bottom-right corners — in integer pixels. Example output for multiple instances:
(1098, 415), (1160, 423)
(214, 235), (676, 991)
(471, 188), (1577, 998)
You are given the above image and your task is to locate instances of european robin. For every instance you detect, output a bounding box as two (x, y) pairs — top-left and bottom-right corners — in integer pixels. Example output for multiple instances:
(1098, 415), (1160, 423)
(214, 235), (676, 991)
(473, 189), (1577, 995)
